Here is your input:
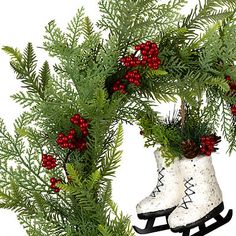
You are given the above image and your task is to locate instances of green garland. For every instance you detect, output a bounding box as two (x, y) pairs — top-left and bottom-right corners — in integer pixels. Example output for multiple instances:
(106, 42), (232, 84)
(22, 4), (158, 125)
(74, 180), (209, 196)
(0, 1), (236, 235)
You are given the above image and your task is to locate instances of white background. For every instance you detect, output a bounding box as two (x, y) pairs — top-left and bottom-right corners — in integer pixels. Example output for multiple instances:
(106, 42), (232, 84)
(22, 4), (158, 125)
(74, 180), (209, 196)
(0, 0), (236, 235)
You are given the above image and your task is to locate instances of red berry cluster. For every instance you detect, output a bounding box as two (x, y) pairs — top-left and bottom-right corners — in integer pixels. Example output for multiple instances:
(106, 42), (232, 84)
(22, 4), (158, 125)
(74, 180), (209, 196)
(42, 154), (57, 170)
(125, 70), (141, 86)
(225, 76), (236, 116)
(50, 177), (62, 193)
(112, 41), (161, 94)
(70, 114), (89, 137)
(77, 138), (87, 151)
(120, 41), (161, 70)
(200, 135), (221, 156)
(56, 114), (89, 151)
(112, 70), (142, 93)
(120, 55), (140, 67)
(112, 80), (127, 94)
(57, 129), (77, 150)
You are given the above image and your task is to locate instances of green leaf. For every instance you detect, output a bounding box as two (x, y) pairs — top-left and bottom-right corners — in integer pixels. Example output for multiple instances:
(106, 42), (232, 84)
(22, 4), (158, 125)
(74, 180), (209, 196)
(83, 16), (95, 39)
(15, 128), (29, 137)
(67, 8), (85, 48)
(2, 46), (22, 63)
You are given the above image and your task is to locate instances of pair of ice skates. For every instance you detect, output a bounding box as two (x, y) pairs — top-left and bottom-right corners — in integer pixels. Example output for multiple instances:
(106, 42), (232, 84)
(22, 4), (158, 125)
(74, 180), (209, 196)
(133, 149), (233, 236)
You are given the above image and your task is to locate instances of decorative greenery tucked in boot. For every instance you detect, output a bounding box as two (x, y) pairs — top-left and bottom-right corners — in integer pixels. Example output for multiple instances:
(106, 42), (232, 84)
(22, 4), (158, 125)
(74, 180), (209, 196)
(0, 0), (236, 235)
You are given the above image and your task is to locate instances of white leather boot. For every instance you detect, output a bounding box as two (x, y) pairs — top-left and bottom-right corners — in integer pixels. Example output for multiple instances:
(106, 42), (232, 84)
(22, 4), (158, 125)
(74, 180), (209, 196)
(168, 155), (230, 234)
(136, 148), (183, 219)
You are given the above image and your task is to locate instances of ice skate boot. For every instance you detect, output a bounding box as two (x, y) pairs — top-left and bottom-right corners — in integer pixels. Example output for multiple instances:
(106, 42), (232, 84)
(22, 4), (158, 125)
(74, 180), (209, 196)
(133, 148), (183, 234)
(168, 155), (233, 236)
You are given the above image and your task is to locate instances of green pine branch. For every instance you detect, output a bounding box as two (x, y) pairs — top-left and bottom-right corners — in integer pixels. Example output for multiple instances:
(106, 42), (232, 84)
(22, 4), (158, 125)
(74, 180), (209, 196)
(3, 43), (50, 100)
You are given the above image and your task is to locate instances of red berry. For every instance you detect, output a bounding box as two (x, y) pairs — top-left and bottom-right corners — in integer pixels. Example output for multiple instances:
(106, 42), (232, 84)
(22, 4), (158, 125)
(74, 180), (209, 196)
(208, 146), (214, 152)
(142, 55), (148, 61)
(153, 62), (159, 68)
(148, 62), (153, 68)
(42, 154), (47, 158)
(141, 60), (147, 66)
(135, 74), (141, 80)
(62, 136), (68, 142)
(58, 133), (64, 138)
(126, 57), (131, 62)
(130, 61), (136, 67)
(50, 177), (57, 183)
(113, 86), (118, 91)
(57, 138), (63, 144)
(42, 163), (47, 167)
(69, 129), (76, 135)
(54, 188), (60, 193)
(119, 84), (125, 90)
(201, 136), (206, 142)
(46, 160), (51, 165)
(141, 50), (147, 55)
(62, 143), (69, 148)
(151, 43), (157, 48)
(205, 137), (210, 142)
(149, 49), (156, 55)
(140, 43), (146, 49)
(74, 119), (80, 125)
(200, 147), (206, 153)
(229, 82), (236, 90)
(152, 56), (158, 61)
(74, 114), (80, 120)
(231, 108), (236, 115)
(226, 75), (231, 81)
(205, 151), (211, 156)
(125, 73), (130, 79)
(82, 130), (89, 136)
(120, 58), (126, 63)
(81, 123), (88, 128)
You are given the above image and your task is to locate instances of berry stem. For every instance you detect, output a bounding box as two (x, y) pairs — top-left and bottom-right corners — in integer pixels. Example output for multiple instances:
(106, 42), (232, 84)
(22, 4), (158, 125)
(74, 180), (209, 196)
(63, 150), (72, 180)
(180, 99), (186, 129)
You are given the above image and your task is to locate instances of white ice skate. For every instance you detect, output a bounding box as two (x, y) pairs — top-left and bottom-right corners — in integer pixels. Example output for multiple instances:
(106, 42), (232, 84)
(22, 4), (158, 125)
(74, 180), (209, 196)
(168, 155), (233, 236)
(133, 149), (183, 234)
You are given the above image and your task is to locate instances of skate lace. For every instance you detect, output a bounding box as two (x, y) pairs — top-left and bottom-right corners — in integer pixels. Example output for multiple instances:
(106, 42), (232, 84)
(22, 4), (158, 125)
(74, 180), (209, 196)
(179, 177), (195, 209)
(150, 167), (165, 197)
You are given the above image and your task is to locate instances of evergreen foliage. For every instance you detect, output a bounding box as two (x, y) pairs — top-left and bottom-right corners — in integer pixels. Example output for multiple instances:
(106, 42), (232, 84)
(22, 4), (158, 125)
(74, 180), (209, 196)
(1, 0), (236, 235)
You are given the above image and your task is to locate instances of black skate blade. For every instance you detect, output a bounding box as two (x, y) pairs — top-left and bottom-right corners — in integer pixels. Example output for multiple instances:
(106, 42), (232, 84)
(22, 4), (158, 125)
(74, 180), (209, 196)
(181, 209), (233, 236)
(133, 216), (170, 234)
(133, 223), (170, 234)
(191, 209), (233, 236)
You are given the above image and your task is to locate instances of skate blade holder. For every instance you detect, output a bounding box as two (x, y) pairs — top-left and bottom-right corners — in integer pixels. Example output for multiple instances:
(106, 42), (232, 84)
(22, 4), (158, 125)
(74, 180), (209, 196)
(174, 208), (233, 236)
(133, 215), (170, 234)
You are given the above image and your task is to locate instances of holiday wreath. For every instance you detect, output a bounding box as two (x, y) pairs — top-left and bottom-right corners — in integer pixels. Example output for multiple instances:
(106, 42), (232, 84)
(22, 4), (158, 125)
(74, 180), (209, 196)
(0, 0), (236, 236)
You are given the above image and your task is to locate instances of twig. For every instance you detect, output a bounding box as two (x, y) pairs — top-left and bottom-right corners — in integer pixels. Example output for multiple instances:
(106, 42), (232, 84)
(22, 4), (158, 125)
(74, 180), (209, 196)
(180, 99), (186, 128)
(63, 150), (72, 181)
